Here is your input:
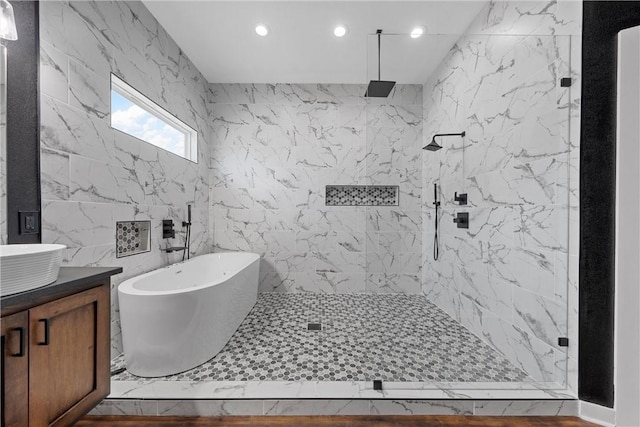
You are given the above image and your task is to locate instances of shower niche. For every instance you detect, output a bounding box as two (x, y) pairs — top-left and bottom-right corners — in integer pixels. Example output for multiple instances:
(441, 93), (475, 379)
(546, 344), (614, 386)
(115, 221), (150, 258)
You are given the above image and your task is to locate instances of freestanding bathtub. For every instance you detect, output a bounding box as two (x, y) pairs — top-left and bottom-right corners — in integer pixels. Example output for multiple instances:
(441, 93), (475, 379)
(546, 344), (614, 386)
(118, 252), (260, 377)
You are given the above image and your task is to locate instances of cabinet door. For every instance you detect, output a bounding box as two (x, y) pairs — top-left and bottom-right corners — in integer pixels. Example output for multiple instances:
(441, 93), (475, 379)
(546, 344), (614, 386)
(28, 285), (110, 427)
(1, 311), (29, 427)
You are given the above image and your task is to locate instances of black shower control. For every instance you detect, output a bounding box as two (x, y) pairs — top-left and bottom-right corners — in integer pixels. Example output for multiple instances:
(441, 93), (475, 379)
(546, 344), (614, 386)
(454, 192), (467, 205)
(558, 337), (569, 347)
(162, 219), (175, 239)
(373, 380), (383, 390)
(560, 77), (572, 87)
(453, 212), (469, 229)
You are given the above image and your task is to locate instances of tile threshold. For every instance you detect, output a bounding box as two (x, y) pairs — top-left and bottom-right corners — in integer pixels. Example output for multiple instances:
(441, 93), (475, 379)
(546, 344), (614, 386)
(109, 379), (576, 400)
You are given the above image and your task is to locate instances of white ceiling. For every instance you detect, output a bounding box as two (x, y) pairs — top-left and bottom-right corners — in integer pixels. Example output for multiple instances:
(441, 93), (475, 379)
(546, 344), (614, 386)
(142, 1), (487, 84)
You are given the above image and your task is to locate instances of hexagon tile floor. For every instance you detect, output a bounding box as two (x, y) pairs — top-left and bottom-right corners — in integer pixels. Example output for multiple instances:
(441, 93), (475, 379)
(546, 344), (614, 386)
(111, 293), (529, 383)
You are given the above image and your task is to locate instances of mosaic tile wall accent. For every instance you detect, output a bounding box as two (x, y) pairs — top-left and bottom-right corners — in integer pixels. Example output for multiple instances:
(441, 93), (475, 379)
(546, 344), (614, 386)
(421, 0), (581, 390)
(39, 0), (212, 358)
(325, 185), (399, 206)
(116, 221), (150, 258)
(112, 293), (528, 383)
(209, 84), (423, 294)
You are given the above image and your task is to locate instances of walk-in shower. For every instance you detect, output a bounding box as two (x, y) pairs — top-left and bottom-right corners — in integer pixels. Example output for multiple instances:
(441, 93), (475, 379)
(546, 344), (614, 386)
(33, 0), (582, 410)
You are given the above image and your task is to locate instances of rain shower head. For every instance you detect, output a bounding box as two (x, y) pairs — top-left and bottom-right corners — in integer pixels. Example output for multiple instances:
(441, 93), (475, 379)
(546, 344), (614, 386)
(365, 30), (396, 98)
(422, 131), (466, 151)
(365, 80), (396, 97)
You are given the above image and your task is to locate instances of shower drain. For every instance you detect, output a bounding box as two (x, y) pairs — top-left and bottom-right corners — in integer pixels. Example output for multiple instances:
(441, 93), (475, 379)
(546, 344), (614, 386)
(307, 323), (322, 331)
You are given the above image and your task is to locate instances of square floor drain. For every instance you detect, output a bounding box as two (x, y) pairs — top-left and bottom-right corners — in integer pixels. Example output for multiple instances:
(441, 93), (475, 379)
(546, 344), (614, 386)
(308, 323), (322, 331)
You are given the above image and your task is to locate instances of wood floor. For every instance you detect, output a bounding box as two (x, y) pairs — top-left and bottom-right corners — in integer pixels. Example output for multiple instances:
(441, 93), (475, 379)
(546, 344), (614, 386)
(77, 415), (602, 427)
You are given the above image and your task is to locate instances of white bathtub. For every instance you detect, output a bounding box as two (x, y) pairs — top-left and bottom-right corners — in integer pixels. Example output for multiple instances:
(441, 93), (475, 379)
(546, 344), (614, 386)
(118, 252), (260, 377)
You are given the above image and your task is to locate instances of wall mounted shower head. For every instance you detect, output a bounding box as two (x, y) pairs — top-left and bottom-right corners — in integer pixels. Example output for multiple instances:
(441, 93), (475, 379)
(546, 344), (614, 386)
(423, 136), (443, 151)
(422, 131), (466, 151)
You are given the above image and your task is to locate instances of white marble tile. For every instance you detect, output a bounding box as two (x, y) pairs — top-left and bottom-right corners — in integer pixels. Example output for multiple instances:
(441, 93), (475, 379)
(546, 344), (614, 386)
(88, 399), (157, 415)
(40, 41), (68, 103)
(69, 155), (146, 205)
(40, 0), (114, 76)
(370, 400), (473, 415)
(366, 252), (421, 275)
(40, 95), (115, 163)
(68, 59), (110, 120)
(108, 379), (575, 401)
(513, 205), (568, 253)
(315, 251), (365, 274)
(40, 147), (70, 201)
(366, 208), (421, 234)
(42, 200), (114, 248)
(296, 231), (366, 253)
(366, 105), (422, 128)
(157, 400), (263, 416)
(316, 208), (367, 232)
(62, 243), (117, 267)
(294, 272), (366, 294)
(513, 287), (566, 349)
(263, 400), (370, 416)
(366, 274), (421, 294)
(473, 400), (578, 416)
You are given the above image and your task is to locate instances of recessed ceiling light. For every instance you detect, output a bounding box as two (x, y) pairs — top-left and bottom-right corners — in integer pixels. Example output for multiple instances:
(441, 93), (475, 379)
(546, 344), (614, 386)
(255, 24), (269, 37)
(410, 26), (426, 38)
(333, 25), (348, 37)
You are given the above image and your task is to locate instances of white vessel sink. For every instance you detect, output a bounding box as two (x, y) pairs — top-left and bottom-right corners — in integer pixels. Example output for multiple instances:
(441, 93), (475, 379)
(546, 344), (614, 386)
(0, 244), (66, 297)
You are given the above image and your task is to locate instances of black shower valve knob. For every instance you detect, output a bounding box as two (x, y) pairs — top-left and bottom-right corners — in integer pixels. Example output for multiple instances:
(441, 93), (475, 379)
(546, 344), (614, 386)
(454, 192), (467, 205)
(453, 212), (469, 229)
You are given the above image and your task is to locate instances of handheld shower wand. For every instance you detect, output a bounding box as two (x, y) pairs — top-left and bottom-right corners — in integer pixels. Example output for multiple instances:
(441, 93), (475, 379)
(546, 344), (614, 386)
(433, 183), (440, 261)
(182, 204), (192, 261)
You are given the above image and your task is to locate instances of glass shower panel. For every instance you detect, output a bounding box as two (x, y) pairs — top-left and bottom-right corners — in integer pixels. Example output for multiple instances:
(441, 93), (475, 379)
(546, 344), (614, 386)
(419, 32), (576, 391)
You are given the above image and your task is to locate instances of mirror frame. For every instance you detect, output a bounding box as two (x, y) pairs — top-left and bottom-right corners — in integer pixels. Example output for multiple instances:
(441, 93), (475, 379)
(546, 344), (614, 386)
(5, 0), (40, 244)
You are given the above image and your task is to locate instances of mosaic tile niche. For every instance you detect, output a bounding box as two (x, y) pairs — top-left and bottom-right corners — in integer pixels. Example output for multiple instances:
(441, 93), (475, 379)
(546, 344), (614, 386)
(116, 221), (150, 258)
(325, 185), (399, 206)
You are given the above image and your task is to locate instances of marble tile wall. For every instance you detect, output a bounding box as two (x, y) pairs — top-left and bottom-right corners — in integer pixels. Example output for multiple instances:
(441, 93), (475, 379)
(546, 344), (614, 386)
(421, 0), (581, 390)
(90, 398), (578, 416)
(209, 84), (423, 294)
(38, 0), (211, 358)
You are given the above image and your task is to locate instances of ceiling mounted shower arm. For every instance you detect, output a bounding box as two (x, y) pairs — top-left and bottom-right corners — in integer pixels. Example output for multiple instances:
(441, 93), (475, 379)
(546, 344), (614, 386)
(377, 29), (382, 81)
(364, 29), (396, 98)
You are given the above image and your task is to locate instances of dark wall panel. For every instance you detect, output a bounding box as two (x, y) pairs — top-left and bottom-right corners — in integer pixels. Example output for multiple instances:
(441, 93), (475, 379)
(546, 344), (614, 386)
(6, 0), (40, 243)
(579, 1), (640, 408)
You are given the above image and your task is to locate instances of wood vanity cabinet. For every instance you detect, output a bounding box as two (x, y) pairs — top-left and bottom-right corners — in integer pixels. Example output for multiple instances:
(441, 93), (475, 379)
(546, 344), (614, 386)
(1, 283), (110, 427)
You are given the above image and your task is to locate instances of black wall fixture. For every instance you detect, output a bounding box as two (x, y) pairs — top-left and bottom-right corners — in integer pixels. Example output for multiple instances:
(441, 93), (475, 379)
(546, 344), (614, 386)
(364, 29), (396, 98)
(423, 132), (466, 152)
(579, 1), (640, 408)
(5, 0), (40, 243)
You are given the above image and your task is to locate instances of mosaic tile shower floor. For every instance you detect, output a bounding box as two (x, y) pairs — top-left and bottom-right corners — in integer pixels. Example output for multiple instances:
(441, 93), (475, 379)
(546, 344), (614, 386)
(112, 293), (529, 383)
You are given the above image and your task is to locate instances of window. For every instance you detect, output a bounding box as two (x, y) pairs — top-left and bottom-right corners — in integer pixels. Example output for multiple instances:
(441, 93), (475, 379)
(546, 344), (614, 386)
(110, 74), (197, 162)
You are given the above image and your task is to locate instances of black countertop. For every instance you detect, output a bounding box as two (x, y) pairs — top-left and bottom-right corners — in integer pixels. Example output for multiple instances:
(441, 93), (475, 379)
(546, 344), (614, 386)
(1, 266), (122, 316)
